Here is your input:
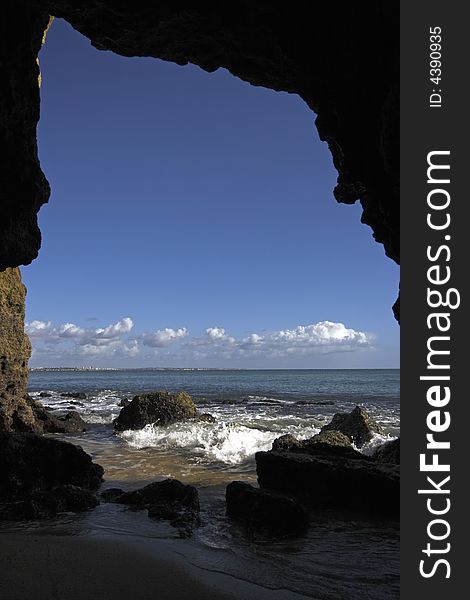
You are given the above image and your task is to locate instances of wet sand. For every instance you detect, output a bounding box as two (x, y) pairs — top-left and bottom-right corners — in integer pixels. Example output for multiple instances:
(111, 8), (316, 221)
(0, 533), (311, 600)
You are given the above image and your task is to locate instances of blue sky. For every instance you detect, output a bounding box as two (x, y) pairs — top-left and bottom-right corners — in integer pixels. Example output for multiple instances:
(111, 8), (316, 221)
(23, 18), (399, 368)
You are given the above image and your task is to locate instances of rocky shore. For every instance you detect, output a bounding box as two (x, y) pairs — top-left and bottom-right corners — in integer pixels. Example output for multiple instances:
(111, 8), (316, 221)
(1, 389), (399, 539)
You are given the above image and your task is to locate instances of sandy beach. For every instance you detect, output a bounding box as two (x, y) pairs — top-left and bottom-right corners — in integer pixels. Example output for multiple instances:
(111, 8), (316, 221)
(0, 532), (311, 600)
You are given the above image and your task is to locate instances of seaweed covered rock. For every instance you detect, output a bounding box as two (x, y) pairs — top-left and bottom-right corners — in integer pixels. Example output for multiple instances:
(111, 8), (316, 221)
(320, 406), (384, 447)
(114, 391), (196, 431)
(373, 438), (400, 465)
(101, 478), (200, 537)
(0, 432), (103, 519)
(226, 481), (309, 538)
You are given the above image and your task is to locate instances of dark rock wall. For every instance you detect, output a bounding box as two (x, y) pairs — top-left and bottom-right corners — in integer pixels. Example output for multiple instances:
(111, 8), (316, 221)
(0, 4), (51, 271)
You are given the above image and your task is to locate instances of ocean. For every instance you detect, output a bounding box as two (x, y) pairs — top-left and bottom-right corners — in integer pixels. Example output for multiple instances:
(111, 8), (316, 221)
(21, 368), (400, 599)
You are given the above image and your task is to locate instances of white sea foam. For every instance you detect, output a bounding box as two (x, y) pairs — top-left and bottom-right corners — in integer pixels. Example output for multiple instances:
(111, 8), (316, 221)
(120, 420), (285, 465)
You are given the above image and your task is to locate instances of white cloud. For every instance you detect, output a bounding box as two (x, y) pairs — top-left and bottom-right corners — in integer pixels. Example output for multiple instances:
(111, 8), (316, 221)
(57, 322), (86, 338)
(271, 321), (369, 346)
(26, 317), (374, 366)
(185, 321), (372, 360)
(95, 317), (134, 338)
(25, 320), (52, 336)
(140, 327), (188, 347)
(206, 327), (228, 340)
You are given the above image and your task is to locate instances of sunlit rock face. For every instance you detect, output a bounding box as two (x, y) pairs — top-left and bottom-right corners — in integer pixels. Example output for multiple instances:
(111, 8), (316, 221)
(0, 269), (36, 432)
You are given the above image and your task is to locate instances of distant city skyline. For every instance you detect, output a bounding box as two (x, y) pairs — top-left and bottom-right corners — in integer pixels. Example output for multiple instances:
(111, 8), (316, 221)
(23, 18), (399, 369)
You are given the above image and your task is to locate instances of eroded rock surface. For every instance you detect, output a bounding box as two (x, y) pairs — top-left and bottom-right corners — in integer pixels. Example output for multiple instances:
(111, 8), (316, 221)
(0, 268), (37, 433)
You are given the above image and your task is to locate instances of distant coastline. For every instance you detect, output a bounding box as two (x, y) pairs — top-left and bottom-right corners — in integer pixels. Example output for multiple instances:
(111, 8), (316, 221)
(29, 366), (399, 372)
(28, 366), (243, 372)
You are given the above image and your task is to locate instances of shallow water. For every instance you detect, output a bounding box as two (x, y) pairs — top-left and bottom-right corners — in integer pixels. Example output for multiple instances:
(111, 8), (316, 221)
(12, 369), (401, 599)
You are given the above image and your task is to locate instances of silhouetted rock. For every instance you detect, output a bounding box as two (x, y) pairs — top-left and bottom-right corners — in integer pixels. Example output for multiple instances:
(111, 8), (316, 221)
(256, 450), (399, 516)
(114, 391), (197, 431)
(226, 481), (309, 538)
(0, 484), (99, 520)
(118, 397), (130, 407)
(320, 406), (384, 447)
(0, 432), (103, 519)
(101, 478), (200, 537)
(373, 438), (400, 465)
(39, 391), (52, 398)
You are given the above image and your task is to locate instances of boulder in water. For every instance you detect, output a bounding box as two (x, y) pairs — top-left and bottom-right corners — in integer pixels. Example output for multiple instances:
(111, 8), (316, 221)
(272, 430), (366, 461)
(320, 406), (384, 447)
(28, 397), (87, 433)
(101, 478), (200, 537)
(226, 481), (309, 538)
(114, 391), (197, 431)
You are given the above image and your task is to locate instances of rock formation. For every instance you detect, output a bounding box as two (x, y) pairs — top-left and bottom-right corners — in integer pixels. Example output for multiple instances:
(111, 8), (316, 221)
(255, 409), (399, 518)
(102, 479), (200, 537)
(29, 397), (88, 433)
(0, 432), (104, 519)
(256, 449), (399, 517)
(0, 268), (38, 432)
(114, 391), (197, 430)
(0, 2), (400, 431)
(320, 406), (385, 447)
(226, 480), (309, 538)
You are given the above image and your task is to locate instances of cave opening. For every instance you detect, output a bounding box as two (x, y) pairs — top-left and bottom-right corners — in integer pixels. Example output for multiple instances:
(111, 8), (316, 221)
(0, 7), (400, 598)
(24, 17), (399, 371)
